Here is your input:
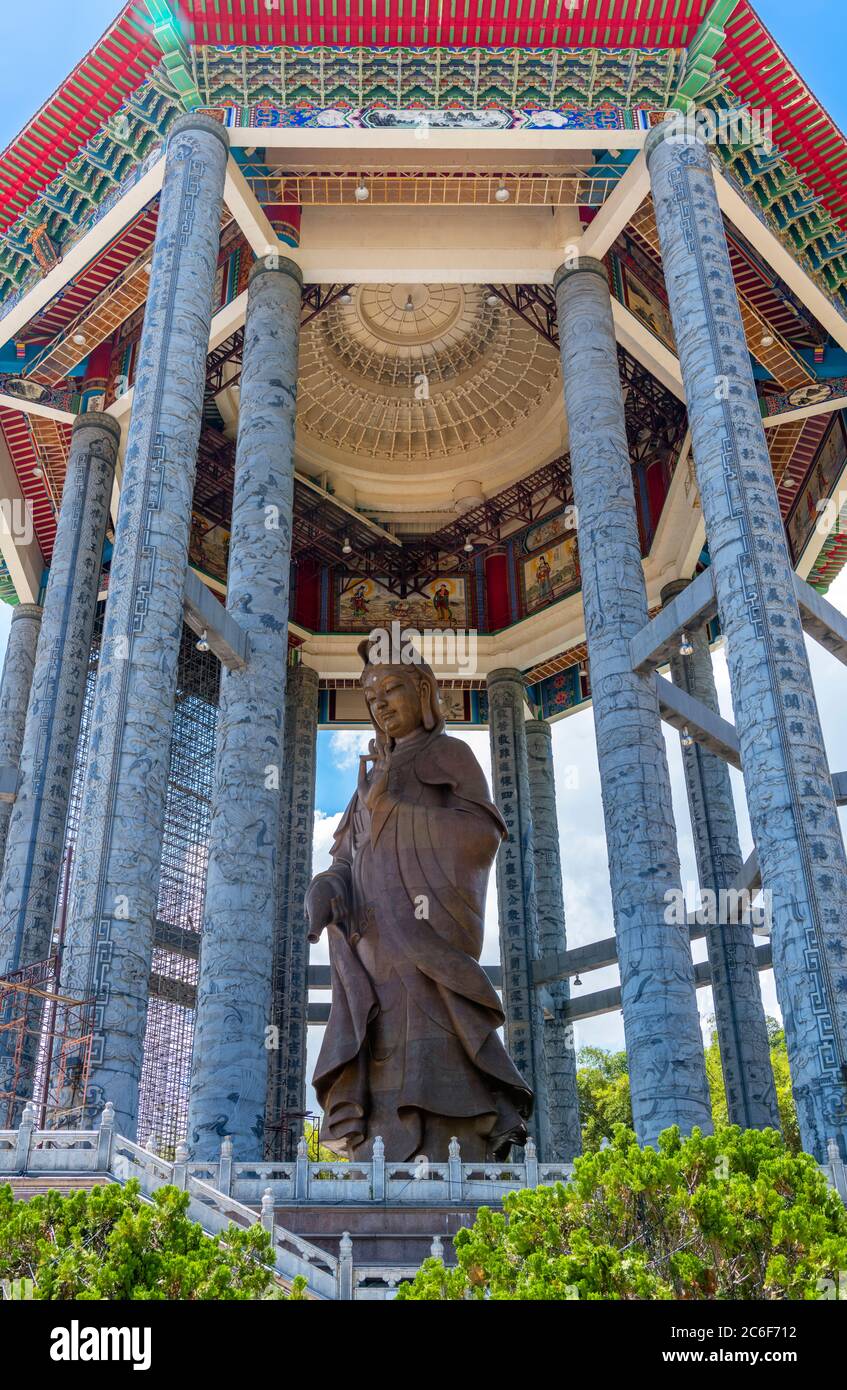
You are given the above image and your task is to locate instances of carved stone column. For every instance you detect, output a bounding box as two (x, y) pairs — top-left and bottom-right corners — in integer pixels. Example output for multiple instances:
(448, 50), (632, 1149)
(0, 604), (41, 887)
(554, 256), (712, 1146)
(525, 718), (581, 1160)
(662, 581), (779, 1130)
(60, 115), (229, 1137)
(0, 414), (118, 977)
(486, 668), (551, 1156)
(647, 121), (847, 1160)
(188, 255), (302, 1160)
(266, 661), (319, 1161)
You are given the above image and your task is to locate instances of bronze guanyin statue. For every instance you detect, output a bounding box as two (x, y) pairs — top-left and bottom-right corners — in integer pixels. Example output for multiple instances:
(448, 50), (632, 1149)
(306, 638), (532, 1161)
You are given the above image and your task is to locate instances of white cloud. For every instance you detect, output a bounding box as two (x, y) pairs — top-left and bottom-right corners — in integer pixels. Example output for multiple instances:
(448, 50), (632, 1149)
(327, 729), (372, 771)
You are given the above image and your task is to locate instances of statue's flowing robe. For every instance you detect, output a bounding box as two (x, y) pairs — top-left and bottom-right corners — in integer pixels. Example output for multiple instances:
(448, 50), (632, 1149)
(309, 728), (532, 1160)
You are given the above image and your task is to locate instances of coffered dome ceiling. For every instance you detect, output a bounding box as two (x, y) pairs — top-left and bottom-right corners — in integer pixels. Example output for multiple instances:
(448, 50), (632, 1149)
(295, 283), (564, 499)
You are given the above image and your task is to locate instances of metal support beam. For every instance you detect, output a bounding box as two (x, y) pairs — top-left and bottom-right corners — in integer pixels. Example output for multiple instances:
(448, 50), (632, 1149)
(794, 574), (847, 667)
(655, 673), (742, 769)
(578, 149), (651, 261)
(559, 944), (774, 1025)
(630, 567), (718, 675)
(182, 567), (249, 671)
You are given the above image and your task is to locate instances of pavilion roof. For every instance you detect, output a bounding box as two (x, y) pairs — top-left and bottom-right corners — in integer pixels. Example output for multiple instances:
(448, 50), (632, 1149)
(0, 3), (845, 238)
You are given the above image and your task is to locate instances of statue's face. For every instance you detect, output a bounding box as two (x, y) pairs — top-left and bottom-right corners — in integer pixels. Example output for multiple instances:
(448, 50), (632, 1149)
(363, 666), (423, 740)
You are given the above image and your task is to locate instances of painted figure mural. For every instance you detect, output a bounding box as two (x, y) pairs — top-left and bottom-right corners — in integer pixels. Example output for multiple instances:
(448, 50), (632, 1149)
(306, 639), (532, 1161)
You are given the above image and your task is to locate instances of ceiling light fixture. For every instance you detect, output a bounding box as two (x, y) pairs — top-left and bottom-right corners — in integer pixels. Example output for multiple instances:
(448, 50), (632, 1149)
(486, 293), (499, 307)
(342, 536), (352, 555)
(196, 630), (209, 653)
(463, 537), (474, 553)
(354, 180), (369, 202)
(338, 292), (353, 305)
(403, 294), (414, 313)
(760, 333), (775, 347)
(494, 180), (511, 203)
(72, 332), (87, 346)
(679, 631), (694, 657)
(681, 726), (694, 749)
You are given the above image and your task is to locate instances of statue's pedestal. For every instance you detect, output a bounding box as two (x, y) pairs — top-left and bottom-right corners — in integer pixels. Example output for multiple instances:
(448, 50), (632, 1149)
(275, 1201), (467, 1263)
(273, 1202), (469, 1296)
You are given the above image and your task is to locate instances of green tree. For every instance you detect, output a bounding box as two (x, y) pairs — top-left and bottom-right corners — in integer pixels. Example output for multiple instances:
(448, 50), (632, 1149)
(575, 1045), (632, 1150)
(705, 1018), (800, 1153)
(304, 1122), (345, 1162)
(398, 1124), (847, 1301)
(0, 1179), (306, 1300)
(580, 1021), (800, 1153)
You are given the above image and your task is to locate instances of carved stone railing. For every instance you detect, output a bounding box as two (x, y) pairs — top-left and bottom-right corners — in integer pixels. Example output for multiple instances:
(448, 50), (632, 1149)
(185, 1133), (575, 1205)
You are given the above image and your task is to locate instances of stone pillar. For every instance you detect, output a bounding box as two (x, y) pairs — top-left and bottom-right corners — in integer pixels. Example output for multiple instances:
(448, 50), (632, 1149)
(525, 718), (581, 1160)
(0, 415), (118, 977)
(647, 122), (847, 1160)
(188, 255), (302, 1161)
(59, 114), (229, 1136)
(662, 581), (779, 1130)
(486, 668), (550, 1155)
(266, 661), (319, 1161)
(554, 257), (712, 1146)
(0, 604), (41, 885)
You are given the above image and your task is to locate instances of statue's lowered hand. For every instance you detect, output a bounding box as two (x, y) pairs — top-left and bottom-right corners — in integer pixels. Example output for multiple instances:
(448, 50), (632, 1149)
(306, 877), (338, 943)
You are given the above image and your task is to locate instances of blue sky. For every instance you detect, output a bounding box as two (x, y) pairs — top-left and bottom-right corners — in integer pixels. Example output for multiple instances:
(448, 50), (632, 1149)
(1, 3), (846, 1101)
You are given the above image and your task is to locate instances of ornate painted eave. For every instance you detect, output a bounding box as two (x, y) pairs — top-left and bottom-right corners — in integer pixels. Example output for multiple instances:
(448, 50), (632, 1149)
(0, 2), (159, 234)
(1, 0), (846, 606)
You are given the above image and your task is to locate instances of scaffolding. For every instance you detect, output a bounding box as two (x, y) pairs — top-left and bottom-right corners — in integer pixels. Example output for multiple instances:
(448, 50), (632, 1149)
(0, 954), (92, 1130)
(139, 626), (219, 1154)
(60, 604), (220, 1153)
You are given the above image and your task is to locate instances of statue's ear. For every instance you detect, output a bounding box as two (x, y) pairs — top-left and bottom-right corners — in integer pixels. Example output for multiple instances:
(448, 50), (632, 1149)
(420, 678), (437, 731)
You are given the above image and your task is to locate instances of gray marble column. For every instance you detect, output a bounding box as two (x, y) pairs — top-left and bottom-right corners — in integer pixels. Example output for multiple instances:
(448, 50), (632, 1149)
(555, 257), (712, 1146)
(266, 660), (319, 1161)
(188, 255), (302, 1161)
(662, 581), (779, 1130)
(487, 668), (551, 1155)
(59, 114), (229, 1136)
(647, 123), (847, 1161)
(0, 604), (41, 887)
(525, 718), (581, 1160)
(0, 415), (118, 979)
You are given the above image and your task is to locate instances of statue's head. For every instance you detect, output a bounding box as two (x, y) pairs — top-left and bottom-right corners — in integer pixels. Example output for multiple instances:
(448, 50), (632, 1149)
(358, 637), (445, 742)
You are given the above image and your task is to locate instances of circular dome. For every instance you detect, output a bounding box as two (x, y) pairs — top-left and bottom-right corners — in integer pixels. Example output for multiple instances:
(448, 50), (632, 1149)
(296, 283), (561, 465)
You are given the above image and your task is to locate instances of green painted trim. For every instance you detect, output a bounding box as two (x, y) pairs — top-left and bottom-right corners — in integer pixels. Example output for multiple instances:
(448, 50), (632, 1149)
(672, 0), (744, 111)
(143, 0), (204, 112)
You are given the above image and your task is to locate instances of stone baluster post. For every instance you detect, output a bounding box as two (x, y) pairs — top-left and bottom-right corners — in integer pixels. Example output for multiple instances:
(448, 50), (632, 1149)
(554, 256), (712, 1146)
(646, 121), (847, 1160)
(188, 255), (302, 1161)
(59, 114), (229, 1137)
